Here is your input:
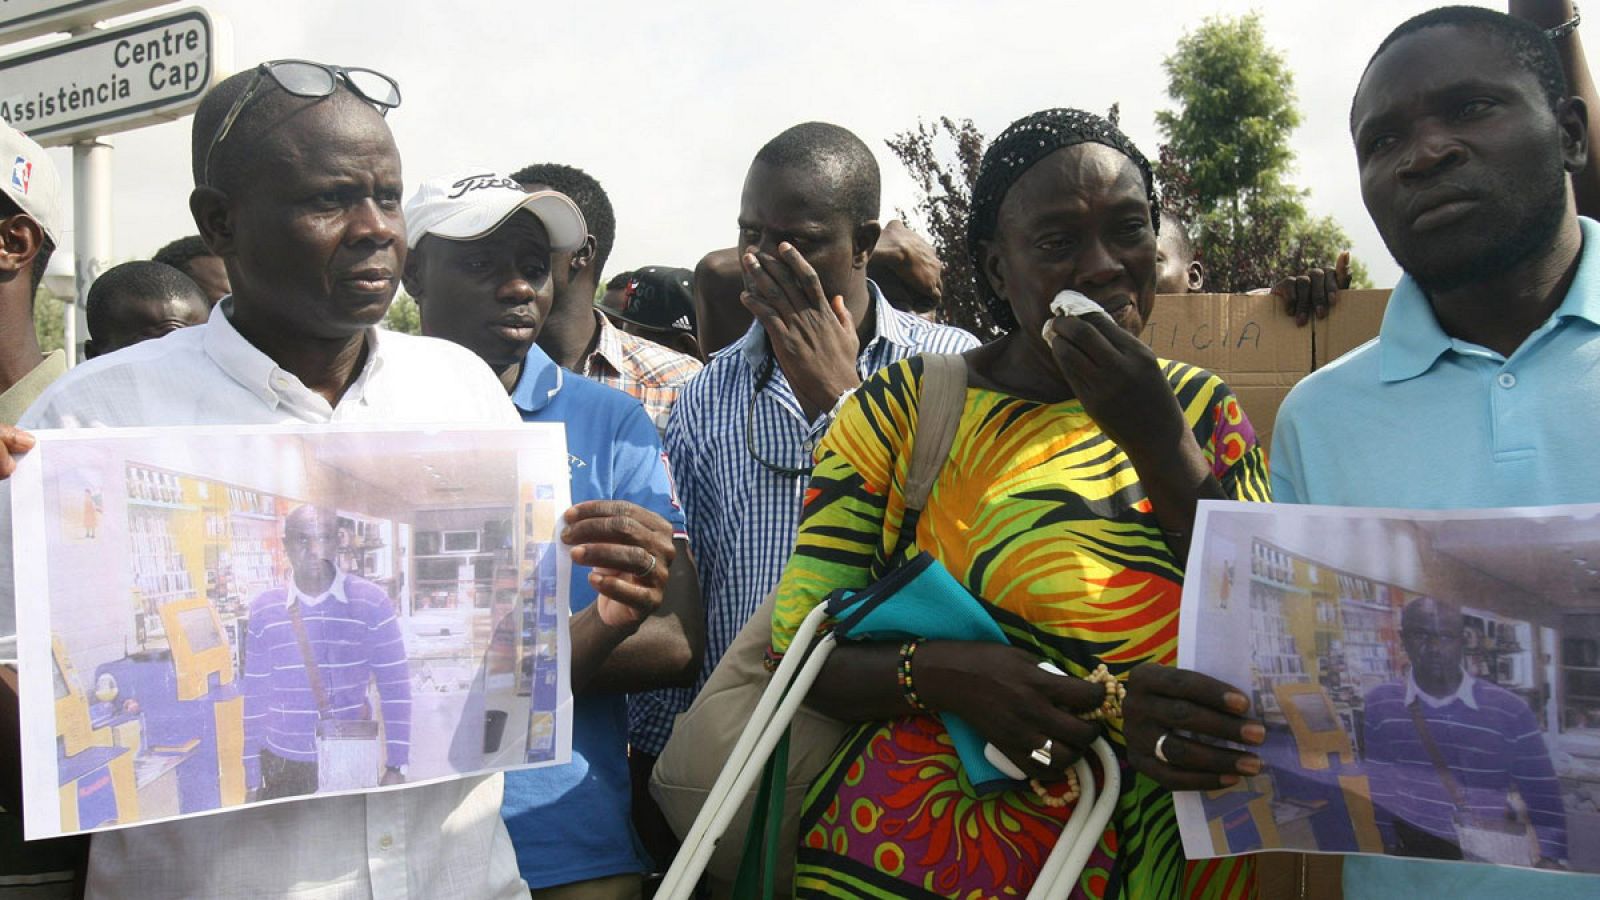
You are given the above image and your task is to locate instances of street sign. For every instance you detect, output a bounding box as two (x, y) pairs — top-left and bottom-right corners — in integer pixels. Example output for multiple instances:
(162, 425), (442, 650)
(0, 7), (227, 147)
(0, 0), (168, 45)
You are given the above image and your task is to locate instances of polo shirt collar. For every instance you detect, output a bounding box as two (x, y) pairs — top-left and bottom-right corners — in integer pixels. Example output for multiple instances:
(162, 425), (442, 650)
(738, 279), (903, 368)
(1379, 215), (1600, 383)
(1406, 669), (1479, 710)
(290, 570), (349, 609)
(509, 341), (564, 414)
(0, 349), (66, 425)
(201, 296), (387, 407)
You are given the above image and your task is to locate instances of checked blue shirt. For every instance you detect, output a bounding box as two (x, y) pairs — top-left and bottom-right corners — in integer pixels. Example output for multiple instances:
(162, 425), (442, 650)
(631, 283), (977, 755)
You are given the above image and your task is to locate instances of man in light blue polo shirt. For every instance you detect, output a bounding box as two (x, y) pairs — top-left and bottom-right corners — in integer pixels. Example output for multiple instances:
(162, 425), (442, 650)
(1272, 7), (1600, 896)
(404, 170), (702, 899)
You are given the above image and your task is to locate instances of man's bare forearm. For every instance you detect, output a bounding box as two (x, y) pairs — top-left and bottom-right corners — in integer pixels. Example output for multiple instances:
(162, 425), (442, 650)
(584, 540), (702, 694)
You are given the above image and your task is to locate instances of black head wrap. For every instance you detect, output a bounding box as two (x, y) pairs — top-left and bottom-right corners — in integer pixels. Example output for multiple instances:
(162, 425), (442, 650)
(966, 108), (1159, 332)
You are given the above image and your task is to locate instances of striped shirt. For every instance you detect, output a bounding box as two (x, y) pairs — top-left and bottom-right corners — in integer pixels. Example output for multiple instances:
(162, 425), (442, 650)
(242, 571), (411, 788)
(631, 283), (977, 754)
(581, 310), (703, 436)
(1362, 674), (1566, 860)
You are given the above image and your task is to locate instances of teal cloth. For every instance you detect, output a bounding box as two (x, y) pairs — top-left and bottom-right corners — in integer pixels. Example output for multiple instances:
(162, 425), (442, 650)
(825, 551), (1015, 791)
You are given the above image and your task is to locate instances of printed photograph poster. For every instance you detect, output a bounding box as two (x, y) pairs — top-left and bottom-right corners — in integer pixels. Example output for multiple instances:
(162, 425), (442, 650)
(10, 423), (573, 839)
(1173, 500), (1600, 878)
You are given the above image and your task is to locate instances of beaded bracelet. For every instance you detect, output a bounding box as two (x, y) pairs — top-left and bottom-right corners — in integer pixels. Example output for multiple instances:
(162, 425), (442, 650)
(1081, 663), (1127, 722)
(898, 639), (930, 712)
(1030, 768), (1081, 808)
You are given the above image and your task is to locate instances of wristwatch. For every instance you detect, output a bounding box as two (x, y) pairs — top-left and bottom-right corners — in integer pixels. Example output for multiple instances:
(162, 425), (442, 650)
(820, 385), (858, 432)
(1548, 4), (1582, 40)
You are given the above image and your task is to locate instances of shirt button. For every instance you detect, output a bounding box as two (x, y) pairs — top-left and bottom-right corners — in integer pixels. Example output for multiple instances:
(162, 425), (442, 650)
(803, 439), (816, 453)
(378, 834), (394, 850)
(1497, 372), (1517, 389)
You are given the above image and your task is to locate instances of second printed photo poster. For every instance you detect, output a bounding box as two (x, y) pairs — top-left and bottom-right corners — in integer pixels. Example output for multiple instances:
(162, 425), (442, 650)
(1175, 500), (1600, 879)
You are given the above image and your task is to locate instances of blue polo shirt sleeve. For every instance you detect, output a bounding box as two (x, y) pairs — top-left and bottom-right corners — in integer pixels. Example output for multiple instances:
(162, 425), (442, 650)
(612, 402), (686, 540)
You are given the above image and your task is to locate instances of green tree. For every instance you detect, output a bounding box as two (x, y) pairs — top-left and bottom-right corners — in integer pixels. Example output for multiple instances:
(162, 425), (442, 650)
(382, 290), (421, 335)
(1155, 13), (1370, 291)
(34, 287), (65, 355)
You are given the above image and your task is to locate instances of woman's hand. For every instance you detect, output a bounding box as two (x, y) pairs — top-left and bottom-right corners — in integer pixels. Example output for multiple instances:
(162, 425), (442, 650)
(917, 642), (1105, 779)
(1124, 662), (1265, 790)
(1046, 311), (1187, 455)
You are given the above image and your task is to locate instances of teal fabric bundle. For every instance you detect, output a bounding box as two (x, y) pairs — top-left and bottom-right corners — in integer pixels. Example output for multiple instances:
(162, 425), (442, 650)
(824, 551), (1015, 792)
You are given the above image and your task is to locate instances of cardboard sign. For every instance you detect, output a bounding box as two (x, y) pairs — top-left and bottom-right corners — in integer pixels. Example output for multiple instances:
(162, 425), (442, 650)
(1315, 289), (1391, 367)
(1140, 290), (1390, 454)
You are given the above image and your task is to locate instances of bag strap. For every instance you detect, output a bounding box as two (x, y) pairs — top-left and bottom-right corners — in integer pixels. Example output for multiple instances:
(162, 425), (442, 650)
(735, 731), (792, 900)
(902, 352), (968, 512)
(287, 598), (333, 720)
(1407, 700), (1470, 812)
(733, 353), (969, 894)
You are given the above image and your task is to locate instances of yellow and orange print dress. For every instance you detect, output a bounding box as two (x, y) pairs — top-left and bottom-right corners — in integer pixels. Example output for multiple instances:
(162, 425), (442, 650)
(769, 355), (1269, 899)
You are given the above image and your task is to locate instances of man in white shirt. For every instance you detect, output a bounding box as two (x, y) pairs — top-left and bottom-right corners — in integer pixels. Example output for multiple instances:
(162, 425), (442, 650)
(4, 63), (532, 899)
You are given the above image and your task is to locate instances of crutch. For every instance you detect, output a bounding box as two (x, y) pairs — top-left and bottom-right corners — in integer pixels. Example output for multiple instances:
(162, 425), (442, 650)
(657, 603), (1122, 900)
(1027, 736), (1122, 899)
(655, 603), (836, 900)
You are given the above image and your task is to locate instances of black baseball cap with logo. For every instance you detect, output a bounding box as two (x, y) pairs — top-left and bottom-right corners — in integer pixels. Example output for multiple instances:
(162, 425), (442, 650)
(600, 266), (696, 335)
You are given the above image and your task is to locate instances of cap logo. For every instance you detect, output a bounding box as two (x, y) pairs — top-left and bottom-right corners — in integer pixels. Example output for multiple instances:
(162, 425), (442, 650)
(447, 173), (521, 199)
(10, 156), (31, 195)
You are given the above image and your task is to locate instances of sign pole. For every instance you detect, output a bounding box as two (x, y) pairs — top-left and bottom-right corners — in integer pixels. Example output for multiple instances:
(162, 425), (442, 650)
(68, 137), (111, 367)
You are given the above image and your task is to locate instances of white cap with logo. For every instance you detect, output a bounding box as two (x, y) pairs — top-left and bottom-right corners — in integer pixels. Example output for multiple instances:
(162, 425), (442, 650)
(404, 170), (586, 251)
(1, 122), (62, 245)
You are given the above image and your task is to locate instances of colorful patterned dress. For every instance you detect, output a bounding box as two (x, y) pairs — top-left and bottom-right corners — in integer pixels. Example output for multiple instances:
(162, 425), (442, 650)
(769, 355), (1270, 899)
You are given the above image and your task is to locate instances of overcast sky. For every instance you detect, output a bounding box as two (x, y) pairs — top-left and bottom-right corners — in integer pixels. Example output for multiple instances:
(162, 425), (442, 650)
(15, 0), (1592, 291)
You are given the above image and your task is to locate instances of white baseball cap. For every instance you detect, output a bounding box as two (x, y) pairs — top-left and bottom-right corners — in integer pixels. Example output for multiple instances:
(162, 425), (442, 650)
(1, 122), (62, 245)
(404, 169), (586, 252)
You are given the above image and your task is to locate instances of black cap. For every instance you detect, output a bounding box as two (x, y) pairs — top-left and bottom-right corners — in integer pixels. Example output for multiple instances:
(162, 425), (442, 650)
(601, 266), (696, 334)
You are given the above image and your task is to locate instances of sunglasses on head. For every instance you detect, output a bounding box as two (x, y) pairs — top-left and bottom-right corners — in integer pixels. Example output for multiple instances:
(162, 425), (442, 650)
(201, 59), (402, 188)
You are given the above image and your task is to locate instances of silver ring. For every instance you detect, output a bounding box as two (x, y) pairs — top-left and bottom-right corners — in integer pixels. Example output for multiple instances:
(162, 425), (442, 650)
(641, 554), (658, 578)
(1030, 739), (1053, 768)
(1154, 732), (1172, 764)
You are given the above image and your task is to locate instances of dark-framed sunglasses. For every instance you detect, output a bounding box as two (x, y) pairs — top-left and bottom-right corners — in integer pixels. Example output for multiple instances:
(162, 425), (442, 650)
(201, 59), (402, 188)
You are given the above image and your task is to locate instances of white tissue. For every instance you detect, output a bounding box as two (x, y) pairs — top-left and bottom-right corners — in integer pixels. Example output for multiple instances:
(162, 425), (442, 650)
(1049, 290), (1102, 318)
(1042, 291), (1103, 345)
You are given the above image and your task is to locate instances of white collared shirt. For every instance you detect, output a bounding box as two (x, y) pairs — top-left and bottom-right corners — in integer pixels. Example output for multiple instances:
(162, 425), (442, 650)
(5, 301), (526, 899)
(1405, 668), (1480, 710)
(290, 570), (351, 609)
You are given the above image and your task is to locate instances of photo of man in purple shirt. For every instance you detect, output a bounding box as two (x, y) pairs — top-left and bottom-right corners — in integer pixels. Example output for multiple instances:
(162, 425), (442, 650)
(241, 505), (411, 799)
(1362, 596), (1567, 865)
